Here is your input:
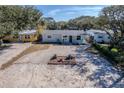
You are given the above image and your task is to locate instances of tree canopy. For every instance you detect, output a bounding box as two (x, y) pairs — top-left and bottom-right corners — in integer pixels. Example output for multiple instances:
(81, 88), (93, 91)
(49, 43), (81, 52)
(42, 17), (57, 30)
(1, 5), (124, 49)
(44, 16), (96, 30)
(98, 5), (124, 48)
(0, 6), (42, 39)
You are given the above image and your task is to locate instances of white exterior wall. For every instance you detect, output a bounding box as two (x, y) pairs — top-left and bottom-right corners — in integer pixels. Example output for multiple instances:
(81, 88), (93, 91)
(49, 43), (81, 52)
(94, 33), (103, 42)
(42, 30), (86, 44)
(72, 35), (86, 44)
(72, 36), (79, 44)
(103, 34), (111, 43)
(42, 34), (62, 43)
(94, 33), (110, 43)
(86, 29), (111, 43)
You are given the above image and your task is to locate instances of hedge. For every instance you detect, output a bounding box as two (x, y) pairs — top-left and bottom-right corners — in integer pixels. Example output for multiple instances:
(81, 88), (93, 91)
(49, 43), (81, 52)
(93, 44), (124, 64)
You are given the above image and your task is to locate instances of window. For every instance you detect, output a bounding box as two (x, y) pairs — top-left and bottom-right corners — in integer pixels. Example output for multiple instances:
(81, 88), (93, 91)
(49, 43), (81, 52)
(98, 36), (103, 38)
(25, 35), (30, 39)
(77, 36), (81, 40)
(63, 36), (67, 38)
(13, 36), (18, 38)
(48, 35), (51, 38)
(25, 35), (27, 39)
(108, 36), (110, 39)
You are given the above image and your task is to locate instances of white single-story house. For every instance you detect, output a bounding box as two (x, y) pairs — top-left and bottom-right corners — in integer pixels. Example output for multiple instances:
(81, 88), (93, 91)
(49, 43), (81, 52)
(86, 29), (112, 43)
(42, 30), (88, 44)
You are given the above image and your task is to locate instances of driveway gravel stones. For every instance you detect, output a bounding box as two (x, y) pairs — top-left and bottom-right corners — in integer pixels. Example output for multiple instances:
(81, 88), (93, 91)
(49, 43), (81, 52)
(0, 44), (123, 87)
(0, 43), (31, 68)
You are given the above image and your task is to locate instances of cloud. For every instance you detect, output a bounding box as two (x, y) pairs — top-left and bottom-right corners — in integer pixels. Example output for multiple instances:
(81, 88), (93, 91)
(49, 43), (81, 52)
(47, 9), (61, 16)
(67, 6), (103, 11)
(44, 6), (105, 21)
(47, 6), (103, 16)
(65, 11), (75, 15)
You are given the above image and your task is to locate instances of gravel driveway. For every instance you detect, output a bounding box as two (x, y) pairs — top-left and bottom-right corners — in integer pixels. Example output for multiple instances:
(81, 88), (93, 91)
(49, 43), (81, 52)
(0, 43), (31, 68)
(0, 44), (123, 88)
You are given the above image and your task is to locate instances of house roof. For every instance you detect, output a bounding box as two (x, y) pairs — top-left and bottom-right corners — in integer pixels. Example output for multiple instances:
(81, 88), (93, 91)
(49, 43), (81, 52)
(19, 30), (36, 35)
(87, 29), (107, 34)
(42, 30), (86, 36)
(86, 29), (113, 35)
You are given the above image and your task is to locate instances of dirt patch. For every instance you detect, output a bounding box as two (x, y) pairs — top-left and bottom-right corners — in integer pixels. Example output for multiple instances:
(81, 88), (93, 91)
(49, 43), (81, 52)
(0, 44), (50, 70)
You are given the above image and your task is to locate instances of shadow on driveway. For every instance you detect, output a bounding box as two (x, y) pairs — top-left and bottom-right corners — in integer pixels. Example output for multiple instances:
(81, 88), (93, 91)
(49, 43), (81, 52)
(73, 45), (122, 88)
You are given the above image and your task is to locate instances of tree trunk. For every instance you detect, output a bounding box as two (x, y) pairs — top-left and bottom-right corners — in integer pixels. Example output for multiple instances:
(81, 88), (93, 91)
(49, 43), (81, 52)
(0, 39), (3, 46)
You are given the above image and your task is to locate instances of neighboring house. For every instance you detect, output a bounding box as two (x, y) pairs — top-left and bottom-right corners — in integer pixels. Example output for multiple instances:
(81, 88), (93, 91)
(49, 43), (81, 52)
(3, 25), (45, 42)
(3, 30), (38, 42)
(18, 30), (38, 42)
(42, 30), (88, 44)
(86, 29), (112, 43)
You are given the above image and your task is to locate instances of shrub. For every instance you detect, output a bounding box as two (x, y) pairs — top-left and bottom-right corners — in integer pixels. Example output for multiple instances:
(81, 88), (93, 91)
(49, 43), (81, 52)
(93, 43), (124, 65)
(111, 48), (118, 53)
(115, 56), (124, 63)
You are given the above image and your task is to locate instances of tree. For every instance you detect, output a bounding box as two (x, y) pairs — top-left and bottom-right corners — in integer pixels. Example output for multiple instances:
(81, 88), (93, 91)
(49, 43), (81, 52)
(43, 17), (56, 30)
(67, 16), (96, 30)
(0, 5), (43, 45)
(98, 5), (124, 49)
(56, 21), (68, 30)
(19, 6), (42, 30)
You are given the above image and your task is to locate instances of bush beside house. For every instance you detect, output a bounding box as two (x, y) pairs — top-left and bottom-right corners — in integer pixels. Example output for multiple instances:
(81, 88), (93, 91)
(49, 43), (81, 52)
(93, 44), (124, 69)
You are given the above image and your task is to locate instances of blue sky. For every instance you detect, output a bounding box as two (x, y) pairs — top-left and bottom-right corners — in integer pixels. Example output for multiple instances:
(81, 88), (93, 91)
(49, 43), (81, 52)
(36, 5), (107, 21)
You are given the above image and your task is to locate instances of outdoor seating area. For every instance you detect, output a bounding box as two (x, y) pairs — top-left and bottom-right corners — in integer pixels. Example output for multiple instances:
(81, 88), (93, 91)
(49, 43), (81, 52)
(48, 54), (76, 65)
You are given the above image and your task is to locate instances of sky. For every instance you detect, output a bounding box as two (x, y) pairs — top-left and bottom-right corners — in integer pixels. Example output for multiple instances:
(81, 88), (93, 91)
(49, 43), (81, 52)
(36, 5), (107, 22)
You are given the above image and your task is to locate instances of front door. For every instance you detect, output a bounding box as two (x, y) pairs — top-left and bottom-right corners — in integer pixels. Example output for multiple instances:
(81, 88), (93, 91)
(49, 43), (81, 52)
(69, 36), (72, 43)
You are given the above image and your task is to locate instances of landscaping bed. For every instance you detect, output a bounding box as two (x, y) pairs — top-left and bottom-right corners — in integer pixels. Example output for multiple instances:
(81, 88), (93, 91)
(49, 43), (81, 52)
(48, 54), (76, 65)
(93, 44), (124, 70)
